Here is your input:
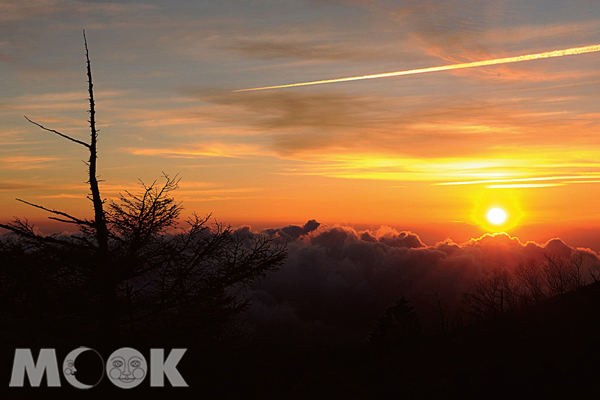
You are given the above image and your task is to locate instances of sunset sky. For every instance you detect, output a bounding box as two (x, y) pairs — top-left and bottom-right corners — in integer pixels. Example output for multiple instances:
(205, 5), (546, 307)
(2, 0), (600, 248)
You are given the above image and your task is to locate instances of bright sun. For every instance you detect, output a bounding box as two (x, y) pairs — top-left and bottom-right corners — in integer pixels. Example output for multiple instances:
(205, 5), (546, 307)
(487, 208), (507, 225)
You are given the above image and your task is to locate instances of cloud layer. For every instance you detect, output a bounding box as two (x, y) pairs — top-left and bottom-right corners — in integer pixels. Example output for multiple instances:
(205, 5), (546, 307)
(241, 221), (600, 344)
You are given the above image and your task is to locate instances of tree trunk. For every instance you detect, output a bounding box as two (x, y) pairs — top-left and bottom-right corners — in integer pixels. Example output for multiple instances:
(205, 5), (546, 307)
(84, 31), (117, 345)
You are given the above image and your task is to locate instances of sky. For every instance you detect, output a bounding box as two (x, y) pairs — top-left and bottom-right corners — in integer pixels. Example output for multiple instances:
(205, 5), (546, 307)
(2, 0), (600, 248)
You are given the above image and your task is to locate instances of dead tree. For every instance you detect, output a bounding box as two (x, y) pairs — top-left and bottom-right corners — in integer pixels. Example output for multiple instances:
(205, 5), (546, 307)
(1, 31), (116, 339)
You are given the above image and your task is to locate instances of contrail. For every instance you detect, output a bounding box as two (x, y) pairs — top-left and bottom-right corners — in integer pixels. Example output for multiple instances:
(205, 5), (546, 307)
(233, 44), (600, 92)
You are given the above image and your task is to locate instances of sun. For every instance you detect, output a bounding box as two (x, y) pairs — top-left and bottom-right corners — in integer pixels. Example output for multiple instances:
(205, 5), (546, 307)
(473, 193), (521, 232)
(487, 208), (507, 225)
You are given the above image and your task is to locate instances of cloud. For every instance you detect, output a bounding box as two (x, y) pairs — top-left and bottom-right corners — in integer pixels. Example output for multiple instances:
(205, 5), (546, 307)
(0, 0), (161, 64)
(435, 175), (600, 188)
(125, 143), (267, 159)
(186, 85), (600, 188)
(227, 39), (374, 61)
(0, 0), (158, 22)
(0, 156), (60, 170)
(200, 90), (373, 130)
(241, 221), (600, 344)
(0, 182), (41, 191)
(167, 73), (600, 201)
(196, 85), (600, 160)
(262, 219), (321, 241)
(319, 0), (512, 58)
(317, 0), (600, 84)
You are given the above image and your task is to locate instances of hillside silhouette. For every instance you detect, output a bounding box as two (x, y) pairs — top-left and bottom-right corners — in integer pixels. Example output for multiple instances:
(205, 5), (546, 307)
(186, 277), (600, 399)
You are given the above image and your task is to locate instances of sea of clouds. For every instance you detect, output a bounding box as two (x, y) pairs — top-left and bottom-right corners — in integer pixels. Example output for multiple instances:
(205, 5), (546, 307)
(236, 220), (600, 345)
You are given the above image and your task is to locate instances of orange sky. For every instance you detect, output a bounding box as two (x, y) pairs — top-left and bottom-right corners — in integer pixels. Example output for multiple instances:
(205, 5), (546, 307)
(2, 0), (600, 249)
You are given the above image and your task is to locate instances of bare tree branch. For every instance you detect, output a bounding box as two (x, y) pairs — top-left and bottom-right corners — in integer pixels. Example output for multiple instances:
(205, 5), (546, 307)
(0, 220), (83, 249)
(16, 198), (93, 227)
(24, 116), (90, 148)
(48, 217), (83, 225)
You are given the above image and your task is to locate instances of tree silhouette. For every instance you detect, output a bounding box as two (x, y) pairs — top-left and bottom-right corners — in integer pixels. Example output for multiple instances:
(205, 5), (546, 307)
(105, 175), (287, 342)
(462, 268), (518, 319)
(514, 258), (547, 306)
(0, 32), (287, 346)
(542, 253), (584, 295)
(463, 254), (590, 321)
(369, 297), (421, 349)
(429, 289), (451, 334)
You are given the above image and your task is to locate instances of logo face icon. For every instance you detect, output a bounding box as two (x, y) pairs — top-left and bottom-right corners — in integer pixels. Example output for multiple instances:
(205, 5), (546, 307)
(62, 347), (104, 389)
(107, 348), (147, 389)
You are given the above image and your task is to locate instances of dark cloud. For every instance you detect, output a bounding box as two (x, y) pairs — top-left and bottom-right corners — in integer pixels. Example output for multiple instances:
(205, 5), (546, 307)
(191, 86), (594, 158)
(261, 219), (320, 241)
(202, 90), (372, 130)
(242, 222), (600, 344)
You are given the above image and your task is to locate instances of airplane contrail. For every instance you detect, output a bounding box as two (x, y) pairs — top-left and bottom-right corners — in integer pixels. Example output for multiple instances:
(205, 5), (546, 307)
(233, 44), (600, 92)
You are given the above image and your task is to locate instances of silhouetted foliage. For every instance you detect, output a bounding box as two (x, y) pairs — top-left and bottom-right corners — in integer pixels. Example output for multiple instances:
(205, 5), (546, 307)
(462, 267), (519, 319)
(542, 253), (584, 295)
(429, 288), (452, 334)
(514, 258), (547, 306)
(369, 297), (421, 349)
(106, 176), (287, 341)
(463, 253), (591, 320)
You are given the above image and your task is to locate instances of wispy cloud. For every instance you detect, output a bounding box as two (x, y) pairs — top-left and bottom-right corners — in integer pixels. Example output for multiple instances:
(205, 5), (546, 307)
(197, 85), (600, 161)
(0, 0), (158, 22)
(227, 39), (374, 61)
(37, 193), (84, 199)
(435, 175), (600, 187)
(0, 156), (60, 170)
(2, 90), (127, 113)
(486, 184), (562, 189)
(0, 182), (42, 191)
(125, 143), (267, 159)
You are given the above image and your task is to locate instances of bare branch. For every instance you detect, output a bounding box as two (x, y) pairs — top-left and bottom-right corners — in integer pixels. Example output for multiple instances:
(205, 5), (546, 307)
(0, 220), (84, 249)
(48, 217), (83, 225)
(24, 116), (90, 148)
(16, 198), (93, 227)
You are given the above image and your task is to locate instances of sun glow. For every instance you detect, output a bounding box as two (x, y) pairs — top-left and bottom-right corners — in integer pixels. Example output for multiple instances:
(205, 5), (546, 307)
(472, 191), (523, 233)
(487, 208), (507, 225)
